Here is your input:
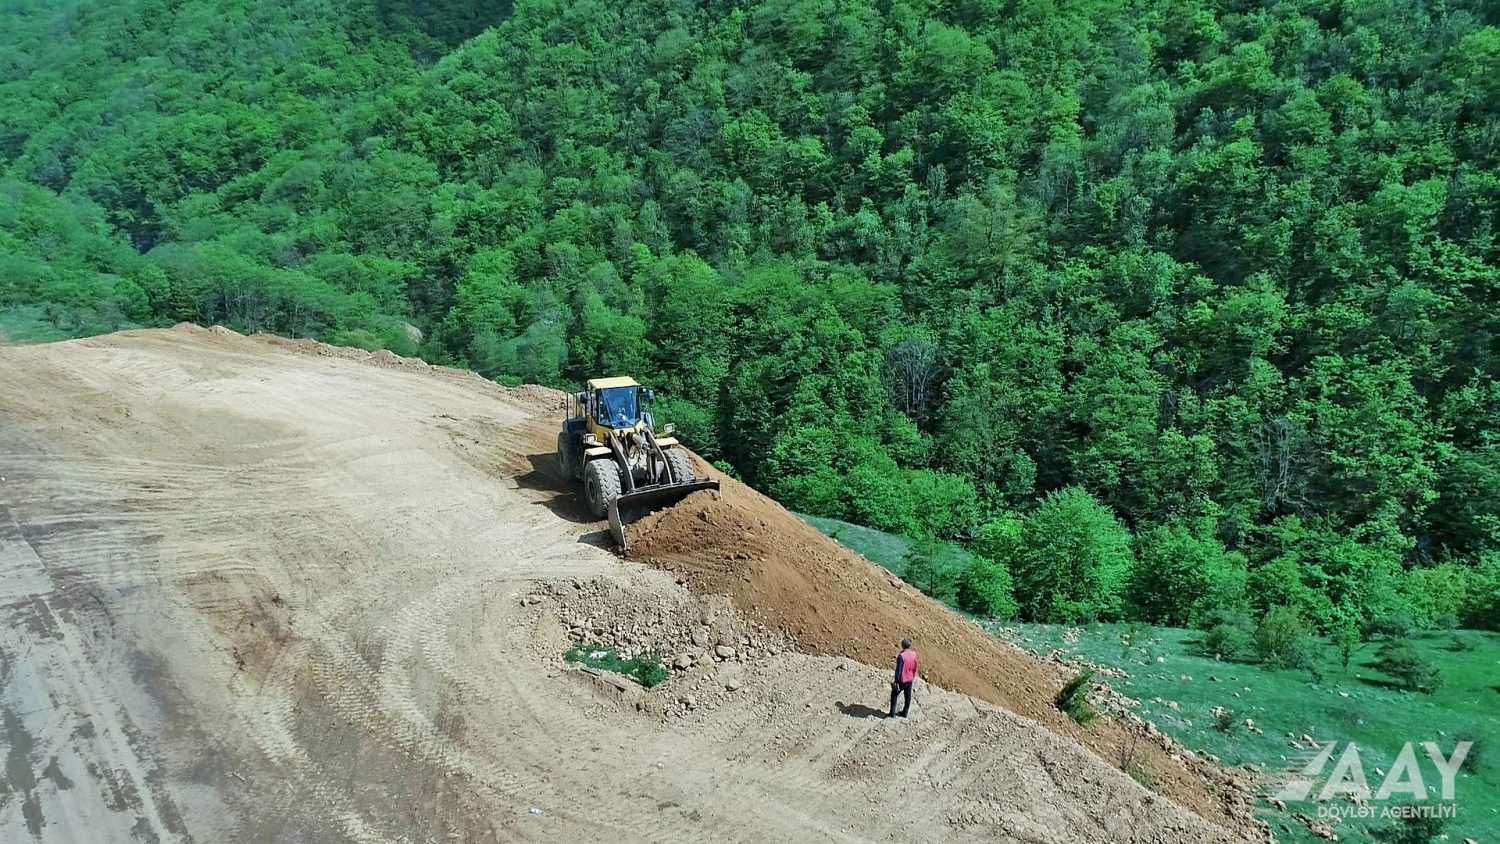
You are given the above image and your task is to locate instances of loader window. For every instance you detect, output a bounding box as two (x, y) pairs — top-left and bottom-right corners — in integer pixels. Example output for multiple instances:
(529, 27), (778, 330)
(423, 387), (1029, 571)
(597, 387), (640, 427)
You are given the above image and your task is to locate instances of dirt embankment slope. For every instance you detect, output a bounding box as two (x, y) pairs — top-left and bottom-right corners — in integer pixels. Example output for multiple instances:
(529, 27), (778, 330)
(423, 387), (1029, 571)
(0, 325), (1261, 843)
(626, 471), (1261, 835)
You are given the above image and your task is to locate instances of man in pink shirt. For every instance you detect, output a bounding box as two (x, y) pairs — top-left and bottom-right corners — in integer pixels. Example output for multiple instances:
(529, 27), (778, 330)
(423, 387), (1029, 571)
(889, 638), (918, 718)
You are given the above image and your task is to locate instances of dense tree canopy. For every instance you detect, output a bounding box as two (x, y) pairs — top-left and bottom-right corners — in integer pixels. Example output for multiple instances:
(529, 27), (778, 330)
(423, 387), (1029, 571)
(3, 0), (1497, 627)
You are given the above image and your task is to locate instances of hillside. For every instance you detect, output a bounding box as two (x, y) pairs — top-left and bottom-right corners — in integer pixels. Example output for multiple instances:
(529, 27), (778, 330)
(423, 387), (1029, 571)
(0, 326), (1266, 841)
(2, 0), (1498, 643)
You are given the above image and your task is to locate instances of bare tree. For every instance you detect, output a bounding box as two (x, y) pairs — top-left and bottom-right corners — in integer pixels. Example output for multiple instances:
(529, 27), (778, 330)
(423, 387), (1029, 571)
(885, 336), (943, 421)
(1253, 416), (1306, 513)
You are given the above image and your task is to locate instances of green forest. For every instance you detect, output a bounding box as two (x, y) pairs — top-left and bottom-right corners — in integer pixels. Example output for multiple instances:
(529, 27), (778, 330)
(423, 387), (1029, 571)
(3, 0), (1498, 636)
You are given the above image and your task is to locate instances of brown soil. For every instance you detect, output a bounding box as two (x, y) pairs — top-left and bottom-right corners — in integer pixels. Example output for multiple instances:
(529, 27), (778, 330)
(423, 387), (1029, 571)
(626, 468), (1264, 838)
(0, 325), (1266, 842)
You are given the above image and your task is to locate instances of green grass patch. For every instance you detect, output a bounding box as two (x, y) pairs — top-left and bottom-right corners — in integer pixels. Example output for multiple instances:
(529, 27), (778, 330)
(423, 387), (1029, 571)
(799, 512), (988, 610)
(564, 644), (669, 688)
(0, 305), (95, 344)
(798, 513), (912, 574)
(804, 514), (1500, 841)
(999, 623), (1500, 843)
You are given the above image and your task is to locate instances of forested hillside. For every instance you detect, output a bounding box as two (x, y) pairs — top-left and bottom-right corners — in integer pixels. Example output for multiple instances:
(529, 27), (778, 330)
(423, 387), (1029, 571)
(4, 0), (1497, 632)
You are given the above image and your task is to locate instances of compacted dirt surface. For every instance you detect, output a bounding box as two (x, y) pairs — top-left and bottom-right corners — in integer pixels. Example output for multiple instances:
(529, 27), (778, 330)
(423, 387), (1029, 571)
(0, 326), (1263, 843)
(624, 482), (1259, 831)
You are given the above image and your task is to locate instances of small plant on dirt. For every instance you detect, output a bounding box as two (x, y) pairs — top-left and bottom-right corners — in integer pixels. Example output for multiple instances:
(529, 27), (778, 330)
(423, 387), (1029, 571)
(1117, 732), (1155, 790)
(1056, 670), (1096, 725)
(1126, 759), (1157, 791)
(1372, 640), (1441, 694)
(564, 644), (669, 688)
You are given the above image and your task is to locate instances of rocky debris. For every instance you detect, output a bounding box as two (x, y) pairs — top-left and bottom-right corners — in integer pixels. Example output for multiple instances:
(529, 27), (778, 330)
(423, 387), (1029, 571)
(1293, 813), (1339, 840)
(1040, 648), (1128, 680)
(532, 577), (793, 720)
(1288, 732), (1324, 750)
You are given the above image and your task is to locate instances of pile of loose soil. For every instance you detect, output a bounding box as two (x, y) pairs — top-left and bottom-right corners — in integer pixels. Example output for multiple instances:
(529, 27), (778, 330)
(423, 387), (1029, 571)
(625, 466), (1266, 838)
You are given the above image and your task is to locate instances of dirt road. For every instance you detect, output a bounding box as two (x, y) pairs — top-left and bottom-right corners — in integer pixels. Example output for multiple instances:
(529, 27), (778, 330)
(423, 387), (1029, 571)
(0, 326), (1249, 842)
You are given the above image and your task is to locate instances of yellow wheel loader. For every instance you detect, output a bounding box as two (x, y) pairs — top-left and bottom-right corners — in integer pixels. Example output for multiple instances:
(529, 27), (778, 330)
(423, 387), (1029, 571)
(557, 377), (719, 549)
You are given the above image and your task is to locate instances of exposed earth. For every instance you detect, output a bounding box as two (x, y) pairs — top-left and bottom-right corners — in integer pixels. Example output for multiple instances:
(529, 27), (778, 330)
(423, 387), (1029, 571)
(0, 326), (1264, 842)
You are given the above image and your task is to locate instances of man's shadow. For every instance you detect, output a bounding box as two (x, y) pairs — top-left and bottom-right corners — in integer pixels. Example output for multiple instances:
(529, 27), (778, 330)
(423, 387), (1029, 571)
(835, 701), (887, 719)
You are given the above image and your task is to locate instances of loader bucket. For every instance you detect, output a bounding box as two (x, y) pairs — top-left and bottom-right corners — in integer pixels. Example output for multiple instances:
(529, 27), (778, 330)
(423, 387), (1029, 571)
(606, 478), (720, 551)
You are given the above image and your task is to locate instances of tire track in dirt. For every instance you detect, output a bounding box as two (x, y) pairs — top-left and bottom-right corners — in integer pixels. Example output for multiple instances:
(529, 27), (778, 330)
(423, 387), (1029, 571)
(223, 650), (389, 844)
(0, 506), (183, 843)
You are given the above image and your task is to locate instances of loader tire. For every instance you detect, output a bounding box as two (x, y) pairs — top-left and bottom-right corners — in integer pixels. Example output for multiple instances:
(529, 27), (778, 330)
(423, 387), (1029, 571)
(557, 432), (577, 479)
(663, 447), (693, 485)
(583, 458), (622, 519)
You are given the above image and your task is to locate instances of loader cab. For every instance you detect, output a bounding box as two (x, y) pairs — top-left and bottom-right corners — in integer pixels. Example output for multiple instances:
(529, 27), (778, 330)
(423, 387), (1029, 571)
(579, 377), (654, 439)
(595, 385), (640, 427)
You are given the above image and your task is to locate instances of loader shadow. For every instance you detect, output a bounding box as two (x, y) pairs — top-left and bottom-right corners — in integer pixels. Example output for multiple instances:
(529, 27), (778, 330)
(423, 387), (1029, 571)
(578, 528), (614, 549)
(835, 701), (887, 720)
(516, 453), (597, 526)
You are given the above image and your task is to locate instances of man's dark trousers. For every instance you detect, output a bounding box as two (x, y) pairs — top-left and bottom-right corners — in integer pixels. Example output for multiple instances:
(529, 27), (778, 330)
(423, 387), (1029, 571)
(889, 681), (912, 717)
